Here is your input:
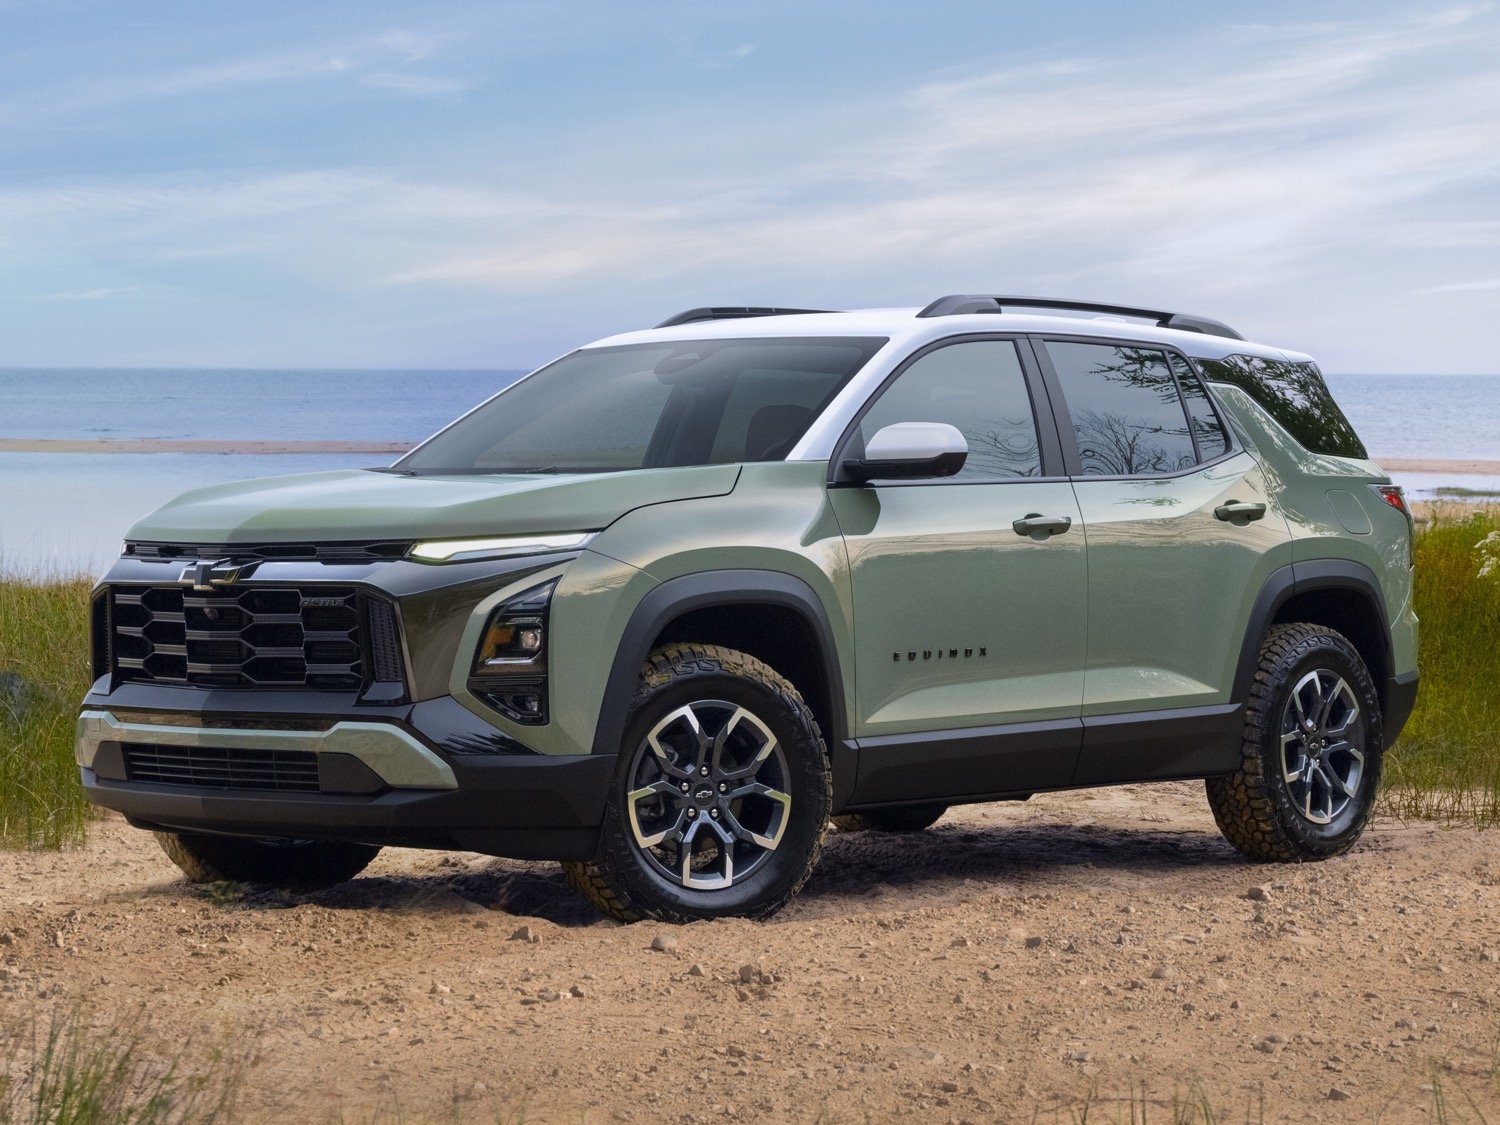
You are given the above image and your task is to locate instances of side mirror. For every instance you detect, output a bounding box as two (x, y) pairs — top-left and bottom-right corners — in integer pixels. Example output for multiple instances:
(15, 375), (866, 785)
(842, 422), (968, 482)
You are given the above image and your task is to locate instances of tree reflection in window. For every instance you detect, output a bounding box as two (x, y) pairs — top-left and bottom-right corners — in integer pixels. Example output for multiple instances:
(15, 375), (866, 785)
(1048, 343), (1197, 476)
(859, 340), (1042, 479)
(1197, 355), (1367, 459)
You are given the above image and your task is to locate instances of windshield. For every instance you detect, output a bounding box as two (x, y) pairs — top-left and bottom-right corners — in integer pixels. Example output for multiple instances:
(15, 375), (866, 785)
(393, 337), (886, 474)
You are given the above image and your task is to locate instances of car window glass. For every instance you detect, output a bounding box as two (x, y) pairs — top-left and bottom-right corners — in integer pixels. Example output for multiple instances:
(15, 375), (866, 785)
(1171, 355), (1230, 461)
(397, 338), (884, 473)
(709, 368), (852, 463)
(1196, 355), (1367, 459)
(1047, 342), (1196, 476)
(858, 340), (1041, 479)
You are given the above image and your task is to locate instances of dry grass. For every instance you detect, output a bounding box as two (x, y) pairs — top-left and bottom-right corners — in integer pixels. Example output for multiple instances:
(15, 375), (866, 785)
(0, 1006), (246, 1124)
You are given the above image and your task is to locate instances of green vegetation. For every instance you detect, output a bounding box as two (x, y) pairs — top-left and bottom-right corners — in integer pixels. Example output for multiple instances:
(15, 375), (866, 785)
(0, 1006), (244, 1124)
(0, 575), (93, 848)
(1382, 507), (1500, 825)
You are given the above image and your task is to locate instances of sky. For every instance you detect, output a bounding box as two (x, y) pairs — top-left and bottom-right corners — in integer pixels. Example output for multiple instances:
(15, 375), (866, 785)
(1, 1), (1496, 373)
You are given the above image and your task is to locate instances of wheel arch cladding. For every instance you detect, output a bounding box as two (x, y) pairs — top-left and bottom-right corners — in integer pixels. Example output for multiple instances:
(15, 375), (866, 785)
(1233, 560), (1392, 721)
(590, 571), (847, 761)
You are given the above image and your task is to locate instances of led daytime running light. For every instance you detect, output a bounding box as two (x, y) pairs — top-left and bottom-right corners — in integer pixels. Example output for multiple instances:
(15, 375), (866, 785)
(410, 532), (595, 563)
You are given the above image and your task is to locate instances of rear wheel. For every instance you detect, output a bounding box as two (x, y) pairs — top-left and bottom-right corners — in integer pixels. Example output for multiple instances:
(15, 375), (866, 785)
(1207, 623), (1382, 862)
(155, 831), (380, 889)
(833, 803), (947, 833)
(563, 644), (831, 922)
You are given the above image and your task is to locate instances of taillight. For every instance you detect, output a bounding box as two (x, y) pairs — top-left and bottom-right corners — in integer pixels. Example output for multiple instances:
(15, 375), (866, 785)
(1372, 484), (1409, 519)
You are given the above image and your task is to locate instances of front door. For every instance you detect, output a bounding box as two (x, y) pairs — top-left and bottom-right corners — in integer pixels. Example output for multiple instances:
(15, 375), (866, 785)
(828, 336), (1088, 803)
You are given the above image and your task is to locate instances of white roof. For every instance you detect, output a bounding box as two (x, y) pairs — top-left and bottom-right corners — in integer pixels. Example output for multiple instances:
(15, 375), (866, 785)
(575, 304), (1314, 462)
(587, 307), (1312, 366)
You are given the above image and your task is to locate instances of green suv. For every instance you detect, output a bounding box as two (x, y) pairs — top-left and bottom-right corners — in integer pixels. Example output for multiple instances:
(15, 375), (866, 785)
(78, 296), (1419, 921)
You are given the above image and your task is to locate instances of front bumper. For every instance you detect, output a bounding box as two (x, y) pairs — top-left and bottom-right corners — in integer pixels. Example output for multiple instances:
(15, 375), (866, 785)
(81, 547), (617, 859)
(78, 693), (614, 860)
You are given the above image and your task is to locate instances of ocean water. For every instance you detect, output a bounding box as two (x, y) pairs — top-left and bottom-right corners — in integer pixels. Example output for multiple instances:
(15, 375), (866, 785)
(1, 368), (1495, 577)
(0, 368), (522, 443)
(1322, 373), (1500, 463)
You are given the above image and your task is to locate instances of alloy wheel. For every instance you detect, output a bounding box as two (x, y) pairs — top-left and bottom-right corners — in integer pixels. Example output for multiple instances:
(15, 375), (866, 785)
(625, 699), (792, 890)
(1279, 668), (1365, 826)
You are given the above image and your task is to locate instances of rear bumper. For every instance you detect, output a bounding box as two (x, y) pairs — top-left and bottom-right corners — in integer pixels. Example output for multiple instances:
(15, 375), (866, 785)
(77, 694), (614, 860)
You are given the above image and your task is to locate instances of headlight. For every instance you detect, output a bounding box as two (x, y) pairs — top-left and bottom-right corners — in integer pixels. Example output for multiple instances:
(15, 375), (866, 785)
(469, 580), (556, 724)
(409, 532), (595, 564)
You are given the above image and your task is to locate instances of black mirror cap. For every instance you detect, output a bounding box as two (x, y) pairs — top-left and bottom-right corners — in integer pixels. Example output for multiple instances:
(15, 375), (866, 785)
(842, 448), (967, 482)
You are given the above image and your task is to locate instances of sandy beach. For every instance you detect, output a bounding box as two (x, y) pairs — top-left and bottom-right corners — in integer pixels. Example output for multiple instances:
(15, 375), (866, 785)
(3, 785), (1497, 1122)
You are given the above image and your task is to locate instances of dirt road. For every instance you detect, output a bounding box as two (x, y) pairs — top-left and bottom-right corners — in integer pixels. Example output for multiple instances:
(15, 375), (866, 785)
(2, 783), (1496, 1123)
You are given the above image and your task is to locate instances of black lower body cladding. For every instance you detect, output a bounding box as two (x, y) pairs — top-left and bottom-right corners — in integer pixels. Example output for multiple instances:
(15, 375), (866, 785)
(79, 690), (616, 861)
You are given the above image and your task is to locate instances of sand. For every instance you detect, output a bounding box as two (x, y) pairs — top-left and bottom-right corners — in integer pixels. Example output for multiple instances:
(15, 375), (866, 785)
(3, 785), (1496, 1123)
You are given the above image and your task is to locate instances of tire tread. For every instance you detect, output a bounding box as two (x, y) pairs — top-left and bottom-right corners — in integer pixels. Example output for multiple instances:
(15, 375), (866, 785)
(562, 642), (831, 923)
(1206, 623), (1382, 863)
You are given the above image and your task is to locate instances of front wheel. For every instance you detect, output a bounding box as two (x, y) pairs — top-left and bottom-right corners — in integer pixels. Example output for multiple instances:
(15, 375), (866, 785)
(563, 644), (832, 922)
(155, 831), (380, 889)
(1207, 623), (1383, 862)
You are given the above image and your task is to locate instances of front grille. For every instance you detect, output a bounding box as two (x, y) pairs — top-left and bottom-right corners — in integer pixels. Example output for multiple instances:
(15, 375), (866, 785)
(123, 743), (321, 792)
(123, 540), (411, 563)
(111, 585), (370, 689)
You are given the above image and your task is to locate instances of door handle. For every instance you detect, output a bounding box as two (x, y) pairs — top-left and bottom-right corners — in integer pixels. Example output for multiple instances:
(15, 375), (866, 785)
(1214, 500), (1267, 522)
(1012, 513), (1073, 537)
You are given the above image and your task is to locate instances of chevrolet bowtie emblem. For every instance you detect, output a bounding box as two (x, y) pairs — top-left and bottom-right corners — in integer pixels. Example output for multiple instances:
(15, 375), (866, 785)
(177, 559), (257, 591)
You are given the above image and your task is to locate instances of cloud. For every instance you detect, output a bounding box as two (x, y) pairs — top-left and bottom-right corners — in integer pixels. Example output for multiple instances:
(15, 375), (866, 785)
(356, 5), (1498, 303)
(0, 27), (463, 127)
(2, 3), (1496, 369)
(1420, 278), (1500, 293)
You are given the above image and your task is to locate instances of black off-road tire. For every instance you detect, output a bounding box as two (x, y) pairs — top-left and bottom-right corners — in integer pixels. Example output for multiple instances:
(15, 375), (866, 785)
(1207, 623), (1383, 862)
(154, 831), (380, 889)
(562, 643), (832, 923)
(832, 803), (948, 833)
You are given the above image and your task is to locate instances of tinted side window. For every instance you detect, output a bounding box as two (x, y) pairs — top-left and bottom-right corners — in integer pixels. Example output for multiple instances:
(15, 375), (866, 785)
(1047, 342), (1196, 476)
(858, 340), (1041, 479)
(1196, 355), (1368, 459)
(1171, 355), (1230, 461)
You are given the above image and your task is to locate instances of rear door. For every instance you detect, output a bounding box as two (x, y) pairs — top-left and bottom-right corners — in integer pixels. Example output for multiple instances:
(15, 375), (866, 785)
(1034, 337), (1292, 785)
(828, 336), (1088, 804)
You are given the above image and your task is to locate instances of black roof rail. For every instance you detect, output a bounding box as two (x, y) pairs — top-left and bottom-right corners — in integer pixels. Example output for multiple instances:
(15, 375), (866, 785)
(655, 306), (835, 328)
(915, 295), (1243, 341)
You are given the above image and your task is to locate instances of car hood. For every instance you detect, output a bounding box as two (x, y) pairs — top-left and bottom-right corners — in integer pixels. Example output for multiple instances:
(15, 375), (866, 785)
(126, 465), (742, 544)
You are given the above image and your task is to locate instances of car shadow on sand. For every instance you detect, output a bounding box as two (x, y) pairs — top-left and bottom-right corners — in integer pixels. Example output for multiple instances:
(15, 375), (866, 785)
(188, 819), (1247, 927)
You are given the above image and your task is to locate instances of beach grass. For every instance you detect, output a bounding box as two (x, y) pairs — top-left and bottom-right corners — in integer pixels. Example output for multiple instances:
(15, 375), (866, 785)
(0, 573), (94, 848)
(0, 1005), (246, 1124)
(1381, 505), (1500, 825)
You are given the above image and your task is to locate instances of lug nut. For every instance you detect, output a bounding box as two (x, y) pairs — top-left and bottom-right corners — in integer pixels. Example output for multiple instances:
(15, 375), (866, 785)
(718, 782), (727, 793)
(687, 808), (698, 818)
(680, 782), (689, 792)
(700, 766), (709, 776)
(710, 809), (720, 819)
